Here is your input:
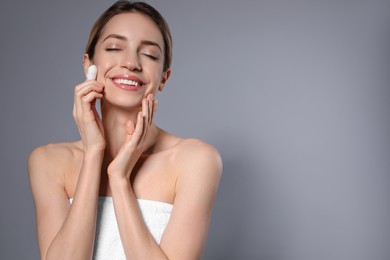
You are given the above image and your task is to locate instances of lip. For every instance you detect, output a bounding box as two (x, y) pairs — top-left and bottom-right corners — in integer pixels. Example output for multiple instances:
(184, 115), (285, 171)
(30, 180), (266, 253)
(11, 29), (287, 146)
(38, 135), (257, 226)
(111, 74), (145, 92)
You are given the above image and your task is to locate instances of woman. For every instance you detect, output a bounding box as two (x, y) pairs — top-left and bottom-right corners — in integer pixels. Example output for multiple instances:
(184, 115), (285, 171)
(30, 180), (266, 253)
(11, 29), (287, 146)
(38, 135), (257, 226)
(28, 1), (222, 259)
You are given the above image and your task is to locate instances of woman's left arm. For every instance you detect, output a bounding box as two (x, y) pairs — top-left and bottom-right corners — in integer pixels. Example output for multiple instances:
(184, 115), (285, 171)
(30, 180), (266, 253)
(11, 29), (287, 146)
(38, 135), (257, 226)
(158, 140), (222, 259)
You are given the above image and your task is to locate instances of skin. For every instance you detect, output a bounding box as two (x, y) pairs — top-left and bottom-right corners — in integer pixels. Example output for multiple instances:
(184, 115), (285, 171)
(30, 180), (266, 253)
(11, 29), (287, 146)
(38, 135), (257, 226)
(28, 12), (222, 260)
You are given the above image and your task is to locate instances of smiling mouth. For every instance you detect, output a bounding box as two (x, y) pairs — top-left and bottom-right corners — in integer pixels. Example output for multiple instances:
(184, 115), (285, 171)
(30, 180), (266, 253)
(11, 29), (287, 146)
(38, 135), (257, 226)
(113, 78), (141, 87)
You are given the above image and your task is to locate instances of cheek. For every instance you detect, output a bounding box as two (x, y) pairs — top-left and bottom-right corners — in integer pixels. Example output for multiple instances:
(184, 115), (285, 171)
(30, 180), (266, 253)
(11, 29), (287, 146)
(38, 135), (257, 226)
(149, 64), (164, 82)
(93, 55), (116, 79)
(150, 71), (163, 87)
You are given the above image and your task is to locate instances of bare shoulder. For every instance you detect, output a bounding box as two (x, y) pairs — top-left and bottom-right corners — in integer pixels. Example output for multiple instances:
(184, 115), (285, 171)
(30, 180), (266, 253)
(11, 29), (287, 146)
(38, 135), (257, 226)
(28, 141), (82, 186)
(173, 138), (223, 178)
(29, 141), (81, 162)
(28, 141), (82, 170)
(176, 138), (221, 161)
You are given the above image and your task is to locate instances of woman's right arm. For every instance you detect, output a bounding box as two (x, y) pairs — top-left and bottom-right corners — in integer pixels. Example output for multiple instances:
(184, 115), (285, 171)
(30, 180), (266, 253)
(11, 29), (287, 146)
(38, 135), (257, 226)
(28, 78), (105, 260)
(29, 147), (103, 260)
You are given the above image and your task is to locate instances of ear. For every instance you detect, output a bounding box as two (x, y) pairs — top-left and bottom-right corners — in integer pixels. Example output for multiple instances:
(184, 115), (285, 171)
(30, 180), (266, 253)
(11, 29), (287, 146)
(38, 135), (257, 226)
(82, 54), (93, 77)
(158, 69), (171, 92)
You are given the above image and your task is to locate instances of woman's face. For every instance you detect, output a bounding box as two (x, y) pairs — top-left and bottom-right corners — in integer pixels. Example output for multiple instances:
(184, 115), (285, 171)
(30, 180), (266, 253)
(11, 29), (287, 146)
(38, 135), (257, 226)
(86, 12), (169, 109)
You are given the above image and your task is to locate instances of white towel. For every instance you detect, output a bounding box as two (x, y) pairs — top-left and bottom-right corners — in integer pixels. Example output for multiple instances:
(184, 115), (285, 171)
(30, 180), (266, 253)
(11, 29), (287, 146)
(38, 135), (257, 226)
(69, 197), (173, 260)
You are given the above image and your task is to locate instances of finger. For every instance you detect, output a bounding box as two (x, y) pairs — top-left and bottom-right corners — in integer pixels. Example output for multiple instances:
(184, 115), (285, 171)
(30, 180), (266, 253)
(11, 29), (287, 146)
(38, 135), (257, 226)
(82, 91), (103, 104)
(72, 102), (77, 120)
(75, 80), (104, 100)
(76, 84), (104, 97)
(74, 82), (103, 106)
(142, 97), (148, 118)
(93, 106), (103, 128)
(148, 94), (153, 125)
(126, 120), (135, 135)
(151, 99), (158, 122)
(134, 111), (145, 146)
(74, 83), (104, 119)
(142, 98), (150, 138)
(74, 89), (83, 121)
(117, 117), (140, 156)
(81, 92), (103, 120)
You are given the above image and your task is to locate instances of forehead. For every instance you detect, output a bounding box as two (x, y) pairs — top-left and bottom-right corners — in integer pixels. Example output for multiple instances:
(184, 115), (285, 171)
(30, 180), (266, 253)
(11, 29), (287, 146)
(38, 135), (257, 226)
(100, 12), (164, 45)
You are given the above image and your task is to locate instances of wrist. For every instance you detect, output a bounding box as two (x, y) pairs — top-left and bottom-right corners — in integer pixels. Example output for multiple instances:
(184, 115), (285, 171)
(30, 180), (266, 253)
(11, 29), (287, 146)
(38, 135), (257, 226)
(84, 146), (105, 156)
(83, 149), (104, 163)
(108, 175), (131, 190)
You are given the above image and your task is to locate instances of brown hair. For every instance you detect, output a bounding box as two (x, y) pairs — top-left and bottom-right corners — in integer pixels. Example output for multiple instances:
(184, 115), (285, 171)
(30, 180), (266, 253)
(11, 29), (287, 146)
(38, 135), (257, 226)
(85, 1), (172, 72)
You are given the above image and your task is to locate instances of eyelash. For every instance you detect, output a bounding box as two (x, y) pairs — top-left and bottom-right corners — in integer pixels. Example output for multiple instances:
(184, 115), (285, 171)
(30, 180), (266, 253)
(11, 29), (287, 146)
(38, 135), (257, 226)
(106, 48), (121, 52)
(105, 48), (158, 61)
(143, 54), (158, 61)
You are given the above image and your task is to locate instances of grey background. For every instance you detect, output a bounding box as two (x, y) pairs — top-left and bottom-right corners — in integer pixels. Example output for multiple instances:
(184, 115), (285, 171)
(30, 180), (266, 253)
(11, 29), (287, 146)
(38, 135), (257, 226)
(1, 0), (389, 259)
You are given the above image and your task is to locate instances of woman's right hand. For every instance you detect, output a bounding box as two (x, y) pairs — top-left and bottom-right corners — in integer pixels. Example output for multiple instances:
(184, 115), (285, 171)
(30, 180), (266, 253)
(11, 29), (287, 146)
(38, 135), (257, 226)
(72, 69), (105, 152)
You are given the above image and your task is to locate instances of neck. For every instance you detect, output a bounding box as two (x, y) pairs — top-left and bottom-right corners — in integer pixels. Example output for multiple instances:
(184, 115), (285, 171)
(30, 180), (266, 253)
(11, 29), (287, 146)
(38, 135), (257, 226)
(100, 102), (159, 162)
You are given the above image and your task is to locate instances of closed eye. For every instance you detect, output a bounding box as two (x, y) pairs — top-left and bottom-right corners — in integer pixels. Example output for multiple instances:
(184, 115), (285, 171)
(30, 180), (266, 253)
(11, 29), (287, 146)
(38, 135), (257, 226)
(106, 48), (121, 52)
(143, 53), (159, 61)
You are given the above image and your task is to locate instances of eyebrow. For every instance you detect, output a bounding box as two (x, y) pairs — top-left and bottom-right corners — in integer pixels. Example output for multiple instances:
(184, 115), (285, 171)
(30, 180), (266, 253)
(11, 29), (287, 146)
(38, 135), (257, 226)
(103, 33), (127, 42)
(103, 34), (162, 52)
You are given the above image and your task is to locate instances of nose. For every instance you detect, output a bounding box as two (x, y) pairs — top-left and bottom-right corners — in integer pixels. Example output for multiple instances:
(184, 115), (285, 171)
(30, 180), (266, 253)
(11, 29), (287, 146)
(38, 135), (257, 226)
(121, 51), (141, 71)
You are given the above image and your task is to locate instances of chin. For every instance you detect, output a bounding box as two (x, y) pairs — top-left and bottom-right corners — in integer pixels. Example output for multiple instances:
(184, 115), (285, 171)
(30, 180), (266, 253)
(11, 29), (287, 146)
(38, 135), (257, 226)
(102, 94), (143, 111)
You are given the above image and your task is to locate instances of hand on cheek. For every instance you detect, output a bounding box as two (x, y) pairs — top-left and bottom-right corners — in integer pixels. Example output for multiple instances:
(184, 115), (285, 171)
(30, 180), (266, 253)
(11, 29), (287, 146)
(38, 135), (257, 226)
(107, 94), (158, 181)
(73, 65), (105, 152)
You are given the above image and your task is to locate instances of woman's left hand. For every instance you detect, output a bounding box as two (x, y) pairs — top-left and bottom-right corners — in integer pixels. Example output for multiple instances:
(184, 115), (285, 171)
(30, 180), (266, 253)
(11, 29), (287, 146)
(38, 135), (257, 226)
(107, 94), (157, 182)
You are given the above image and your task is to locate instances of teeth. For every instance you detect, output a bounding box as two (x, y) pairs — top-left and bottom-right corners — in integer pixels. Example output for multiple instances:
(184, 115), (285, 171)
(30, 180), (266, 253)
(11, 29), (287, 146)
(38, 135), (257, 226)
(114, 78), (140, 87)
